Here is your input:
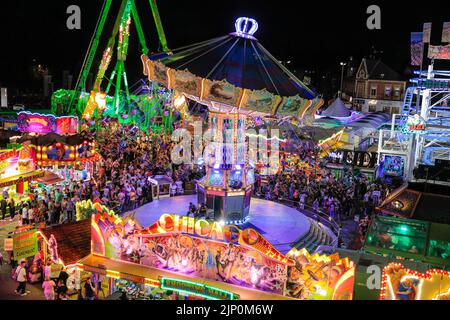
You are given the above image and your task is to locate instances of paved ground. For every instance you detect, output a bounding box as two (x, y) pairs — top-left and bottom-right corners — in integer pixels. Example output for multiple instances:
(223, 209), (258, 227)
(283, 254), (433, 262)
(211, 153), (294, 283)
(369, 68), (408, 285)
(0, 218), (45, 300)
(129, 195), (311, 253)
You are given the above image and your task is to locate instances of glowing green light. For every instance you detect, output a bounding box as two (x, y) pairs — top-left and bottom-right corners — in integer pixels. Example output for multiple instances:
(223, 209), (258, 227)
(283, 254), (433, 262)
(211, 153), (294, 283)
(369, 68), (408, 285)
(160, 277), (239, 300)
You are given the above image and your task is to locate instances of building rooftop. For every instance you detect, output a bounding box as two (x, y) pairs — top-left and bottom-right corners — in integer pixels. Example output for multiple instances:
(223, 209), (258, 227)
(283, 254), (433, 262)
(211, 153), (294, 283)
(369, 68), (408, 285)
(364, 58), (403, 81)
(40, 219), (91, 265)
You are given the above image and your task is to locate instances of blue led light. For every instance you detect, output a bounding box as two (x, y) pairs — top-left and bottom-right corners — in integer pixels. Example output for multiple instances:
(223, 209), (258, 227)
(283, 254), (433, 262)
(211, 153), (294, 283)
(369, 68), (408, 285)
(232, 17), (259, 39)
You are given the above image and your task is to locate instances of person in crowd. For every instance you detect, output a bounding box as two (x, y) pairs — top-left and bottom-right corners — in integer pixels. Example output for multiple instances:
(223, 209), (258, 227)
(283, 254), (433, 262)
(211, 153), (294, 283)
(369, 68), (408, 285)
(14, 259), (30, 296)
(43, 261), (52, 281)
(8, 198), (15, 221)
(21, 203), (29, 225)
(28, 205), (35, 225)
(84, 277), (96, 300)
(42, 276), (56, 300)
(55, 279), (68, 300)
(58, 267), (69, 286)
(1, 197), (7, 220)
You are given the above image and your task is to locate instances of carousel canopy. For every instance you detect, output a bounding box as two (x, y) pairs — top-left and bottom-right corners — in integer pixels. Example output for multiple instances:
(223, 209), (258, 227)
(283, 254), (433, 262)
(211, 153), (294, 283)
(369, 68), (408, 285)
(321, 98), (351, 118)
(142, 17), (321, 118)
(150, 36), (315, 99)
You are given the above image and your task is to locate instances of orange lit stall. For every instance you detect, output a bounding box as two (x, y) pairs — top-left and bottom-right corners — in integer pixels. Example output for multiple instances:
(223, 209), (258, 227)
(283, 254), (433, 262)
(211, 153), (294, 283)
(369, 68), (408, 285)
(0, 143), (43, 204)
(77, 207), (355, 300)
(380, 262), (450, 300)
(18, 134), (101, 184)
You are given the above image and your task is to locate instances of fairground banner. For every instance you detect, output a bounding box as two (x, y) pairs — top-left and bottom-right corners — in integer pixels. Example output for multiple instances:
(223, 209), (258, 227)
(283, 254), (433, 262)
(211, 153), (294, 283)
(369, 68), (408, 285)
(411, 32), (424, 66)
(91, 211), (355, 300)
(17, 112), (78, 135)
(13, 229), (38, 261)
(442, 22), (450, 43)
(428, 44), (450, 60)
(423, 23), (432, 43)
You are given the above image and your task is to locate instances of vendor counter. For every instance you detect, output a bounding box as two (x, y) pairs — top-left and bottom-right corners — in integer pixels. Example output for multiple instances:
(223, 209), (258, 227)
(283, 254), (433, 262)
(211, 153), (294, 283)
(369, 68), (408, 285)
(78, 254), (295, 301)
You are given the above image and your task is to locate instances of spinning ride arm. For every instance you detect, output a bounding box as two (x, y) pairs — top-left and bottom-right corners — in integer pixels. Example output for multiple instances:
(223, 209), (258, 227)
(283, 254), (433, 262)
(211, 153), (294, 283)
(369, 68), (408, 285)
(70, 0), (113, 114)
(94, 0), (128, 92)
(149, 0), (170, 52)
(77, 0), (113, 93)
(130, 0), (149, 55)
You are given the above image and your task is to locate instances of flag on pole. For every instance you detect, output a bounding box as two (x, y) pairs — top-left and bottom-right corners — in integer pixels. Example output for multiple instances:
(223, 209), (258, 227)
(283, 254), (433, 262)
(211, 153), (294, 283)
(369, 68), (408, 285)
(428, 44), (450, 60)
(423, 23), (432, 43)
(411, 32), (424, 66)
(442, 22), (450, 43)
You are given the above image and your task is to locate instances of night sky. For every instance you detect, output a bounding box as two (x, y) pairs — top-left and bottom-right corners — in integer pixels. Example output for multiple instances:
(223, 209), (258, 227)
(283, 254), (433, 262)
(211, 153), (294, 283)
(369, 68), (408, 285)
(1, 0), (449, 90)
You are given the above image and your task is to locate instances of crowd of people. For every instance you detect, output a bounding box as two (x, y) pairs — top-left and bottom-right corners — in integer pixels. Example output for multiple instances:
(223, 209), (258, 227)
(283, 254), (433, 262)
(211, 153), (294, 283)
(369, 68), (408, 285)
(0, 119), (401, 300)
(1, 123), (205, 229)
(254, 142), (392, 247)
(10, 254), (106, 300)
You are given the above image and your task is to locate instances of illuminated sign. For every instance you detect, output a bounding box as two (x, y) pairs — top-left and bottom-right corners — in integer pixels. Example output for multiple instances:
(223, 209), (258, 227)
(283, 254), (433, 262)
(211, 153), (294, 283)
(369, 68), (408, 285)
(428, 44), (450, 60)
(402, 115), (427, 134)
(0, 149), (19, 162)
(4, 238), (13, 251)
(0, 171), (45, 188)
(156, 214), (226, 241)
(13, 229), (38, 261)
(17, 112), (78, 134)
(318, 129), (344, 148)
(381, 262), (450, 300)
(329, 149), (378, 168)
(160, 277), (239, 300)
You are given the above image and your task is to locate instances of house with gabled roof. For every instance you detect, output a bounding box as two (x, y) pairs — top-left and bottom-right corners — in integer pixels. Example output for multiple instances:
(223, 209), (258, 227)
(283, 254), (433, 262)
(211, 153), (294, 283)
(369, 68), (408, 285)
(343, 58), (407, 115)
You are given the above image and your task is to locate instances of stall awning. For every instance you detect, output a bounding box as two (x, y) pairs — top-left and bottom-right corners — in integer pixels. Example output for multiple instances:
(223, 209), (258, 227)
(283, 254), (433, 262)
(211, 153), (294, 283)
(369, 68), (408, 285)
(0, 170), (45, 188)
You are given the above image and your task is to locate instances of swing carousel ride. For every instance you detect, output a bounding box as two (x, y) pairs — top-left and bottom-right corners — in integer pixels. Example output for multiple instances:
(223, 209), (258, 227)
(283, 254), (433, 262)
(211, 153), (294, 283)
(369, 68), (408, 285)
(141, 17), (324, 223)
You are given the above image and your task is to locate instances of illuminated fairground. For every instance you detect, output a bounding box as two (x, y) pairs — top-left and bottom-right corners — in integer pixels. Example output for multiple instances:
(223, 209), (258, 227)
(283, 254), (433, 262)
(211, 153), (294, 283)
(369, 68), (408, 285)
(1, 0), (450, 304)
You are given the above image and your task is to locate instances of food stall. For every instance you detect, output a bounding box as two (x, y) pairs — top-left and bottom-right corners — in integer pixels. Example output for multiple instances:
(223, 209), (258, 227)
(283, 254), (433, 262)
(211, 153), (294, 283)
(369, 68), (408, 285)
(0, 144), (43, 206)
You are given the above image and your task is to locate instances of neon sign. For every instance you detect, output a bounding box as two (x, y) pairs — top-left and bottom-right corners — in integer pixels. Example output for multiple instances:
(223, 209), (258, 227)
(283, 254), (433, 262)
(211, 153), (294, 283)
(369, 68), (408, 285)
(157, 214), (226, 241)
(17, 112), (78, 134)
(153, 214), (294, 266)
(160, 277), (239, 300)
(0, 149), (19, 162)
(380, 262), (450, 300)
(402, 115), (427, 134)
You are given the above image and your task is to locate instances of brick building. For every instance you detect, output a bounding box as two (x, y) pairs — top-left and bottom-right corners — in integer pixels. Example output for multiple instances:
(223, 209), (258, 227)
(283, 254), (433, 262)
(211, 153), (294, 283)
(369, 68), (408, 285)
(343, 58), (407, 115)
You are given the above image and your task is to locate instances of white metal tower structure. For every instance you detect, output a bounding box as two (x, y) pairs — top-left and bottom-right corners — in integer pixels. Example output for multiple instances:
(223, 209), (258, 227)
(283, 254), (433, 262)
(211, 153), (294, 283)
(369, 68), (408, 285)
(378, 61), (450, 182)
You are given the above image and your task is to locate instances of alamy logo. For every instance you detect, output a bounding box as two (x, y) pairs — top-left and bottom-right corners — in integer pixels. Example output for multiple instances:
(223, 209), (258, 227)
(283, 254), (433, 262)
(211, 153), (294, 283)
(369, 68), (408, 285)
(366, 5), (381, 30)
(366, 265), (382, 290)
(66, 5), (81, 30)
(170, 121), (280, 172)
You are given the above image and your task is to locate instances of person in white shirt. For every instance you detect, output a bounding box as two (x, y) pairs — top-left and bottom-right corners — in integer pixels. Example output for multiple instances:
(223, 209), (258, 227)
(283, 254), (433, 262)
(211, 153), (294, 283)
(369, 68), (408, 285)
(28, 207), (35, 225)
(15, 259), (30, 296)
(22, 205), (29, 225)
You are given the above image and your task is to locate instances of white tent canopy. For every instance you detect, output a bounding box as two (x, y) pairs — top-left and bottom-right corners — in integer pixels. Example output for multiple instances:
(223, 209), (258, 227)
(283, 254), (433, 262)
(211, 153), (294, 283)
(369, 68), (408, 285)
(321, 98), (351, 118)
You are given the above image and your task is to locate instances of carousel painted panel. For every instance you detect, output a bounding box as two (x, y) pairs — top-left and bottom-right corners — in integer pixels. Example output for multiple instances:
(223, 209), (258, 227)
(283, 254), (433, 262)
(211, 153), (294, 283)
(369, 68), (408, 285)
(240, 89), (282, 115)
(276, 96), (310, 117)
(172, 69), (203, 97)
(203, 79), (243, 107)
(147, 61), (172, 89)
